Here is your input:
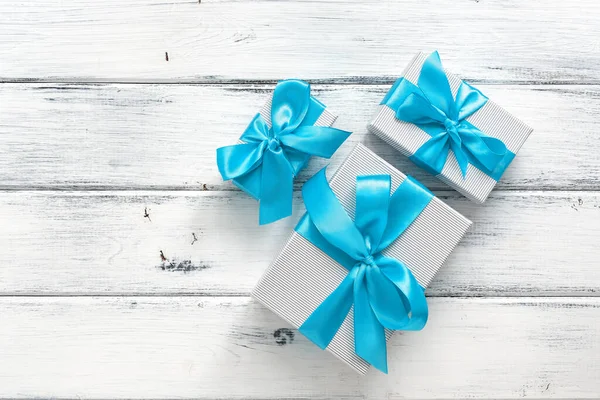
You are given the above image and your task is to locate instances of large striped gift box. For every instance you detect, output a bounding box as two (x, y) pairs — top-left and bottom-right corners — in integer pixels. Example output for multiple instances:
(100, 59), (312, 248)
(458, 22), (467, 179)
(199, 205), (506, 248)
(252, 143), (471, 374)
(368, 52), (533, 204)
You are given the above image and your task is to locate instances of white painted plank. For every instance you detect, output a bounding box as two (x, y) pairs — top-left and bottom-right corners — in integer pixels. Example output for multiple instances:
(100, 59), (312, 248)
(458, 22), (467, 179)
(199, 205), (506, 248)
(1, 84), (598, 190)
(0, 296), (597, 399)
(1, 0), (599, 82)
(0, 190), (598, 296)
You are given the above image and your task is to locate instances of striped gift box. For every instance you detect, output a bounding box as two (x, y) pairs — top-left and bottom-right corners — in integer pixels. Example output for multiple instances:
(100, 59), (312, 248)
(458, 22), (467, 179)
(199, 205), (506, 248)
(252, 143), (472, 374)
(368, 52), (533, 204)
(234, 92), (338, 193)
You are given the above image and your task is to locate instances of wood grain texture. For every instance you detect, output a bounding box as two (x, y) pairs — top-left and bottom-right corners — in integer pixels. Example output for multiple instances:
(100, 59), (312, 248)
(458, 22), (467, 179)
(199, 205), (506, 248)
(1, 190), (598, 296)
(0, 296), (598, 399)
(2, 0), (599, 397)
(2, 83), (599, 190)
(1, 0), (599, 82)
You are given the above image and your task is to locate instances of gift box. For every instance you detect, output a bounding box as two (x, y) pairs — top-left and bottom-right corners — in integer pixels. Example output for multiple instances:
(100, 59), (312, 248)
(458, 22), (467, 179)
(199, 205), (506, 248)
(252, 143), (471, 374)
(217, 79), (350, 225)
(367, 51), (533, 203)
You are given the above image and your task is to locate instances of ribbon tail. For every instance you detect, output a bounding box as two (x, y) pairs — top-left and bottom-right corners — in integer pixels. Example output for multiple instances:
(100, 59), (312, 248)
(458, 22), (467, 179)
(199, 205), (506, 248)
(283, 147), (312, 176)
(279, 126), (351, 158)
(299, 267), (357, 350)
(451, 142), (470, 178)
(411, 132), (451, 175)
(353, 265), (388, 373)
(233, 166), (262, 200)
(216, 142), (265, 180)
(459, 126), (507, 174)
(258, 150), (294, 225)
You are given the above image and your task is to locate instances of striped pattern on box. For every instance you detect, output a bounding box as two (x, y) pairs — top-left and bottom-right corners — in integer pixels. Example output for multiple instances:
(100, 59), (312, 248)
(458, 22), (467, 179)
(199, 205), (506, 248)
(367, 52), (533, 204)
(252, 143), (472, 374)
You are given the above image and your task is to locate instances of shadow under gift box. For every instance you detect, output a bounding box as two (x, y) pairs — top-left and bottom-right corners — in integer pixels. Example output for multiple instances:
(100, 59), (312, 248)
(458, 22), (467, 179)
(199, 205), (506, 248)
(252, 143), (472, 374)
(368, 52), (533, 204)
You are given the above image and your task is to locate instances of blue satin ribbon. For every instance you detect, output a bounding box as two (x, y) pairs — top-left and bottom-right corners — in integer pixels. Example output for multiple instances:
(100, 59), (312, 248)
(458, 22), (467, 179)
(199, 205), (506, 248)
(381, 51), (514, 180)
(295, 168), (433, 373)
(217, 80), (351, 225)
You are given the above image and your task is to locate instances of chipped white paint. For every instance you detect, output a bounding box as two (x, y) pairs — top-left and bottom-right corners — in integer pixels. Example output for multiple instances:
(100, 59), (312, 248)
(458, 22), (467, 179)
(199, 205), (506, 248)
(0, 0), (599, 82)
(0, 0), (599, 398)
(0, 190), (599, 296)
(0, 297), (598, 399)
(1, 84), (600, 190)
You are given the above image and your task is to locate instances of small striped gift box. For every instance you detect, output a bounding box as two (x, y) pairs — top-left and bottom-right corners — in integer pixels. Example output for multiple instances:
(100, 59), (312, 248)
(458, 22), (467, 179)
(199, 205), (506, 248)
(368, 52), (533, 204)
(252, 143), (471, 374)
(234, 94), (338, 193)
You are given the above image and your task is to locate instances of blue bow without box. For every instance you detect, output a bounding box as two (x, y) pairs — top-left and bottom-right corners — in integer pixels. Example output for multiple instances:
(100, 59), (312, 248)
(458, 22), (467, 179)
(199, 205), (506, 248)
(217, 79), (351, 225)
(381, 51), (515, 181)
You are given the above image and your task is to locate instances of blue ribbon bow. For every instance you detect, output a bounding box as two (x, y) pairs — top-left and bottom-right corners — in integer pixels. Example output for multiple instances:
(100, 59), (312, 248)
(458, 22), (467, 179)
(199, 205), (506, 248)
(382, 51), (514, 179)
(295, 168), (433, 373)
(217, 80), (351, 225)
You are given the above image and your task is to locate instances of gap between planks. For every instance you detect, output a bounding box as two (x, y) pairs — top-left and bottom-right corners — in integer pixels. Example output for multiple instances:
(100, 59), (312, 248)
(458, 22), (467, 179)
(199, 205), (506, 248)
(3, 78), (600, 85)
(0, 296), (598, 399)
(0, 189), (599, 297)
(2, 187), (600, 192)
(2, 82), (599, 191)
(0, 293), (597, 298)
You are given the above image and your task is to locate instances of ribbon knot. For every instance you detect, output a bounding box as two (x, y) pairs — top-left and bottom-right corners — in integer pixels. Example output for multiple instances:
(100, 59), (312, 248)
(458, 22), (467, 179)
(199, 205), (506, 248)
(267, 137), (281, 152)
(443, 118), (458, 133)
(361, 254), (376, 267)
(443, 118), (462, 148)
(216, 79), (351, 225)
(295, 169), (434, 373)
(383, 51), (511, 179)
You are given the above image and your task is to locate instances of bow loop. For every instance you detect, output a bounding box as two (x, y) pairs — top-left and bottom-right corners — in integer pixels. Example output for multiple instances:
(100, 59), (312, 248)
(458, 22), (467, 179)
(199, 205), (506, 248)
(365, 264), (411, 330)
(216, 142), (266, 181)
(302, 168), (369, 260)
(217, 79), (351, 225)
(417, 51), (456, 118)
(270, 79), (311, 136)
(240, 113), (271, 143)
(297, 170), (433, 373)
(458, 126), (508, 173)
(384, 51), (510, 179)
(455, 81), (488, 121)
(395, 91), (448, 125)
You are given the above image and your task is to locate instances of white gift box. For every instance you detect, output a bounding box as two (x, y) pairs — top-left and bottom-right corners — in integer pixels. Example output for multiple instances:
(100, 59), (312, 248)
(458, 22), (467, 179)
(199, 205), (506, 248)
(368, 52), (533, 203)
(234, 96), (338, 195)
(252, 143), (472, 374)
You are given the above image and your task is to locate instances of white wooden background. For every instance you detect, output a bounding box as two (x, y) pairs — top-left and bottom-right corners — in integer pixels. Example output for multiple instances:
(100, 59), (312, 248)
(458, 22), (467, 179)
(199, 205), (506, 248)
(1, 0), (599, 398)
